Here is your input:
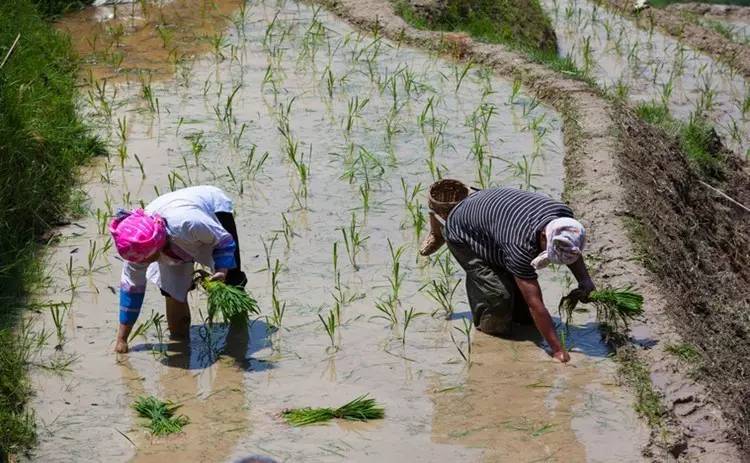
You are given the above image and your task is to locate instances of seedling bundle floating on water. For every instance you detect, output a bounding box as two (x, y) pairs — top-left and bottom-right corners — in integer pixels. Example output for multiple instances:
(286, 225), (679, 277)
(132, 395), (189, 436)
(559, 286), (645, 338)
(282, 395), (385, 426)
(195, 271), (260, 325)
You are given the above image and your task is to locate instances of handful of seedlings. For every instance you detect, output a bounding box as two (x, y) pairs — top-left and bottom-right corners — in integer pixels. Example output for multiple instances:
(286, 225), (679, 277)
(282, 394), (385, 426)
(195, 270), (259, 325)
(559, 286), (644, 336)
(132, 395), (189, 436)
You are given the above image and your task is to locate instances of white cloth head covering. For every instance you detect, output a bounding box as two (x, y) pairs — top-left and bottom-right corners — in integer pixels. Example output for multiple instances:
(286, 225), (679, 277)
(530, 217), (586, 270)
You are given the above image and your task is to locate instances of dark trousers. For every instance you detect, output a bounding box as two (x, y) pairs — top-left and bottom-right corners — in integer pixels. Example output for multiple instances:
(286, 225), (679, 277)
(446, 240), (533, 336)
(215, 212), (247, 289)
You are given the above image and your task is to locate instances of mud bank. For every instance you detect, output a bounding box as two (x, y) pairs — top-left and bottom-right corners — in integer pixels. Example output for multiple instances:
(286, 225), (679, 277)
(666, 2), (750, 21)
(312, 0), (747, 459)
(598, 0), (750, 79)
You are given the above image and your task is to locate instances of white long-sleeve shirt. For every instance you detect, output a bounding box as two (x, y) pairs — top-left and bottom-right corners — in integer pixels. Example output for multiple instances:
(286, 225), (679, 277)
(118, 186), (237, 325)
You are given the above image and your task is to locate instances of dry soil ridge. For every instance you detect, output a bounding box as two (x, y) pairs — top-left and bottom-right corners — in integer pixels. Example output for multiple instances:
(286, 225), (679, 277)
(599, 0), (750, 80)
(666, 2), (750, 22)
(309, 0), (743, 460)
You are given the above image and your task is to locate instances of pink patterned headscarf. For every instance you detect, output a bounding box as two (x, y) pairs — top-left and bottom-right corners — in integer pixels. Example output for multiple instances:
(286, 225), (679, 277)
(109, 209), (167, 263)
(531, 217), (586, 270)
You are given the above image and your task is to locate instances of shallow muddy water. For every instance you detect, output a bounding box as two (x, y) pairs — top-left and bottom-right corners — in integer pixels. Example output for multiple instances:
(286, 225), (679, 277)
(30, 1), (646, 461)
(542, 0), (750, 156)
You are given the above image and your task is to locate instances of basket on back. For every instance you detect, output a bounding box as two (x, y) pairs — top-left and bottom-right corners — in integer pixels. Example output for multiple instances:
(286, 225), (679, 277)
(419, 179), (470, 256)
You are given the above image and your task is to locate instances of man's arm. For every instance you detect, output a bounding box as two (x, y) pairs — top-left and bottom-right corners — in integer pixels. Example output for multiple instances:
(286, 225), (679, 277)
(566, 256), (596, 302)
(514, 276), (570, 363)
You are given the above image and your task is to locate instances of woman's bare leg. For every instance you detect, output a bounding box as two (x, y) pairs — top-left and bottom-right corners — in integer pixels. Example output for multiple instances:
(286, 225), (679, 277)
(166, 296), (191, 339)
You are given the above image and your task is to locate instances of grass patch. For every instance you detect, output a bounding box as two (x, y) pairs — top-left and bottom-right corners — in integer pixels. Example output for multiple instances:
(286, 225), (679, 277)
(132, 396), (189, 436)
(391, 0), (557, 54)
(635, 102), (725, 180)
(0, 329), (37, 460)
(617, 347), (666, 428)
(0, 0), (103, 458)
(31, 0), (94, 19)
(665, 342), (701, 363)
(649, 0), (750, 7)
(282, 395), (385, 426)
(391, 0), (592, 83)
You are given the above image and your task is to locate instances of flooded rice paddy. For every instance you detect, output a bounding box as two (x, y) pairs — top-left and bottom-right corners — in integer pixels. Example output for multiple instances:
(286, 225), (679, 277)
(542, 0), (750, 156)
(29, 1), (647, 461)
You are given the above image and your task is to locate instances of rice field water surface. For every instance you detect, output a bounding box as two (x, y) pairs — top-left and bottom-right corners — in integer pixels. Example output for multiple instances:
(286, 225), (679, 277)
(28, 1), (648, 461)
(541, 0), (750, 157)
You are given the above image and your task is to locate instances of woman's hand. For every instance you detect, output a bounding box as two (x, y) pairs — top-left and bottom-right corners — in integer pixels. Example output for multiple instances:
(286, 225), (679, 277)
(553, 350), (571, 363)
(210, 269), (228, 281)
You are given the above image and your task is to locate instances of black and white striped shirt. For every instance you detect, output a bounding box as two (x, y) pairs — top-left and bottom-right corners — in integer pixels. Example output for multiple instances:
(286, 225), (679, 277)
(444, 187), (574, 279)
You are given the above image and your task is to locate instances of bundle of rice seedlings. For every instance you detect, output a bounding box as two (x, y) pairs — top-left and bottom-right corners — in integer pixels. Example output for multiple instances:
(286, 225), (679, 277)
(559, 286), (644, 336)
(282, 394), (385, 426)
(196, 274), (259, 325)
(132, 395), (189, 436)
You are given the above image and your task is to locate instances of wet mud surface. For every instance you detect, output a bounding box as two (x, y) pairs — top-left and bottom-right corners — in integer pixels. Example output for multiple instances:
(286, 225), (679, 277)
(23, 1), (655, 462)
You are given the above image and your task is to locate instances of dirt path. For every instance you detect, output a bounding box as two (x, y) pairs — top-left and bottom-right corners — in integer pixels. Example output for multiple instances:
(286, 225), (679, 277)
(310, 0), (745, 460)
(666, 2), (750, 22)
(597, 0), (750, 80)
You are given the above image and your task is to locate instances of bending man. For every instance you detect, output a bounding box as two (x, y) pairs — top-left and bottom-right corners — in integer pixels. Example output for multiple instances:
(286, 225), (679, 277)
(443, 187), (594, 363)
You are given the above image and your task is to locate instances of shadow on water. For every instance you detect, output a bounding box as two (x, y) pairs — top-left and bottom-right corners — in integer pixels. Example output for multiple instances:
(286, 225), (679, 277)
(129, 319), (274, 372)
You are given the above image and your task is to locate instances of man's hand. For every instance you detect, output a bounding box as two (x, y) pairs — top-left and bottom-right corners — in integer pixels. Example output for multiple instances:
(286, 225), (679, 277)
(577, 277), (596, 303)
(210, 269), (228, 281)
(553, 350), (571, 363)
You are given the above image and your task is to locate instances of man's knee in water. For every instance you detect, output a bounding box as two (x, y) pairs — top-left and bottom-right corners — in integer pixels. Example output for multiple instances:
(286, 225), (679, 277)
(477, 307), (513, 337)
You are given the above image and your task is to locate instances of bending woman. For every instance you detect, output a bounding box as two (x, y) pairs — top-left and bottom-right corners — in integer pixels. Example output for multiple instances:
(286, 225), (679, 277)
(109, 185), (247, 353)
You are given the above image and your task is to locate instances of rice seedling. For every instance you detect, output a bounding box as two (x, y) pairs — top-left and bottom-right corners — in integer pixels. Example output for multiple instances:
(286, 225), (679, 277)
(374, 296), (399, 328)
(268, 259), (286, 330)
(132, 396), (189, 436)
(282, 395), (384, 426)
(129, 153), (146, 179)
(401, 178), (423, 210)
(454, 60), (474, 93)
(128, 312), (157, 343)
(424, 278), (460, 320)
(209, 32), (228, 61)
(243, 144), (270, 179)
(138, 72), (159, 114)
(559, 287), (644, 340)
(318, 309), (338, 352)
(66, 255), (78, 293)
(344, 96), (369, 133)
(359, 177), (371, 213)
(95, 208), (109, 235)
(406, 200), (426, 238)
(400, 307), (425, 346)
(187, 132), (205, 166)
(260, 234), (279, 273)
(151, 313), (166, 356)
(49, 302), (68, 350)
(509, 77), (522, 104)
(386, 240), (406, 301)
(450, 318), (472, 364)
(341, 213), (368, 271)
(196, 273), (259, 326)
